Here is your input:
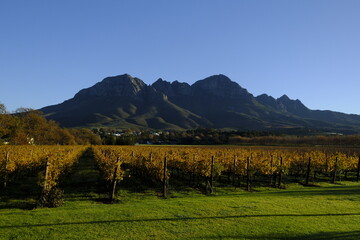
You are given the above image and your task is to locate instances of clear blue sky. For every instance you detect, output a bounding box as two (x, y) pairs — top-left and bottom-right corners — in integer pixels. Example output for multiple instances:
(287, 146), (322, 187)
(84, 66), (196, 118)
(1, 0), (360, 114)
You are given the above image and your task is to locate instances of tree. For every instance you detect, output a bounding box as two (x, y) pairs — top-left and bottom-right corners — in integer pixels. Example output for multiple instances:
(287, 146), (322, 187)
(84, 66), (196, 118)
(68, 128), (102, 145)
(0, 103), (6, 114)
(0, 103), (15, 143)
(0, 107), (95, 145)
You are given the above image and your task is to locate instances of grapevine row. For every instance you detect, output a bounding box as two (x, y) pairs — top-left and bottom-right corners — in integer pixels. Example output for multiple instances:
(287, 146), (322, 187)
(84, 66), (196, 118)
(0, 145), (87, 206)
(92, 145), (360, 195)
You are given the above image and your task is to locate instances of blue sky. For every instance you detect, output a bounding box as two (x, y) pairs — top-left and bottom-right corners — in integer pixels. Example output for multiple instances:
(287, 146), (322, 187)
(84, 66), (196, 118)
(1, 0), (360, 114)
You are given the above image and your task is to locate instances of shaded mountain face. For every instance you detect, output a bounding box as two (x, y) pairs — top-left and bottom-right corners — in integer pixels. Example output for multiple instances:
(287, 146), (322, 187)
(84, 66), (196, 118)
(42, 74), (211, 130)
(153, 74), (251, 99)
(41, 74), (360, 133)
(75, 74), (146, 98)
(256, 94), (309, 114)
(152, 75), (267, 129)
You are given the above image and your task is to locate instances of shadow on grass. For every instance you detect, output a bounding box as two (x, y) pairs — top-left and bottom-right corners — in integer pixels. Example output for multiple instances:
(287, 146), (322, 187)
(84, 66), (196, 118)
(1, 212), (359, 229)
(0, 175), (42, 210)
(263, 185), (360, 197)
(195, 230), (360, 239)
(0, 198), (36, 210)
(212, 184), (360, 199)
(60, 148), (103, 197)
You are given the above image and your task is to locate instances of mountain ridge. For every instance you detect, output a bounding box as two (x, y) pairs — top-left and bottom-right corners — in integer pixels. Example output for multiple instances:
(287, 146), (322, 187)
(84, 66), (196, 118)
(41, 74), (360, 133)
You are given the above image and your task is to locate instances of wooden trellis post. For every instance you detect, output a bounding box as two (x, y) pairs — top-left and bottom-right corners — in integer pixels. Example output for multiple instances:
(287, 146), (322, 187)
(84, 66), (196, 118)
(209, 156), (214, 194)
(163, 154), (168, 198)
(356, 157), (360, 182)
(43, 158), (51, 192)
(246, 157), (251, 191)
(3, 151), (9, 189)
(305, 157), (311, 185)
(110, 157), (121, 202)
(233, 154), (237, 186)
(331, 157), (338, 184)
(270, 155), (274, 186)
(278, 156), (283, 188)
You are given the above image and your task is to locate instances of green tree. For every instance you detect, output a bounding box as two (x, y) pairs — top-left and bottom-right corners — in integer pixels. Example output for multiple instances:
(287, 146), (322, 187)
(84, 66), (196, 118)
(68, 128), (102, 145)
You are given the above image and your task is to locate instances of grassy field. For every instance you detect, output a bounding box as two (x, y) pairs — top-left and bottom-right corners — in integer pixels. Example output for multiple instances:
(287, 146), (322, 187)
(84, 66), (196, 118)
(1, 150), (360, 239)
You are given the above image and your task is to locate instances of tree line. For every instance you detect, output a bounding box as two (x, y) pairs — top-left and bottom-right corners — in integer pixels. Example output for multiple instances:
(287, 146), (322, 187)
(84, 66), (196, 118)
(0, 104), (101, 145)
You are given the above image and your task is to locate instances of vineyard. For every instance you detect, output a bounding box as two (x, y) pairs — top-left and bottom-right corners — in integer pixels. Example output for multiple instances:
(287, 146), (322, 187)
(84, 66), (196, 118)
(93, 145), (360, 197)
(1, 145), (360, 205)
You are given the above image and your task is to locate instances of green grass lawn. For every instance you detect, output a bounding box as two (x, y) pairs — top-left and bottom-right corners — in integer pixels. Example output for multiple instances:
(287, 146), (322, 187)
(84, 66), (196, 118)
(1, 182), (360, 240)
(1, 150), (360, 239)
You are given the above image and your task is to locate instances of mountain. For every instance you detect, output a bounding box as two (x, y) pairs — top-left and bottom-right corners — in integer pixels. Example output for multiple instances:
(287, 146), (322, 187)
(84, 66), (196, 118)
(42, 74), (211, 130)
(41, 74), (360, 133)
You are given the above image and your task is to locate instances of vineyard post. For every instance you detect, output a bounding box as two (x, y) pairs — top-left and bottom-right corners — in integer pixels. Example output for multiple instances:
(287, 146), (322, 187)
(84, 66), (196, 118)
(331, 157), (338, 184)
(270, 155), (273, 186)
(325, 153), (329, 175)
(44, 158), (50, 192)
(3, 151), (9, 189)
(278, 156), (283, 188)
(357, 156), (360, 182)
(189, 154), (196, 185)
(305, 157), (311, 185)
(110, 157), (120, 202)
(209, 156), (214, 194)
(344, 154), (349, 180)
(163, 154), (168, 198)
(246, 156), (251, 191)
(233, 154), (237, 186)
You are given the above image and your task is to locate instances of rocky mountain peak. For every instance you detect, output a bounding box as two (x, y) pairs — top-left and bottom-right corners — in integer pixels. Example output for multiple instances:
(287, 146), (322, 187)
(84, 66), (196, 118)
(278, 94), (291, 102)
(152, 78), (171, 88)
(153, 78), (167, 84)
(257, 94), (275, 101)
(152, 78), (173, 96)
(152, 78), (192, 96)
(171, 81), (191, 95)
(192, 74), (233, 88)
(277, 94), (308, 113)
(256, 94), (278, 109)
(192, 74), (252, 98)
(75, 74), (146, 98)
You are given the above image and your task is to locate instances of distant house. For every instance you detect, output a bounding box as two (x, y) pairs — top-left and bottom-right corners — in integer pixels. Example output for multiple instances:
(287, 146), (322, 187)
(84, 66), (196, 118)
(28, 137), (35, 145)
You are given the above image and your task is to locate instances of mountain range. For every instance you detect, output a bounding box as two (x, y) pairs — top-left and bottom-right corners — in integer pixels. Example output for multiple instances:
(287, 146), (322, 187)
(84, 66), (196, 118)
(41, 74), (360, 133)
